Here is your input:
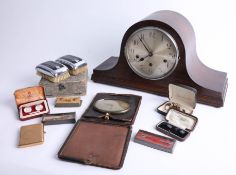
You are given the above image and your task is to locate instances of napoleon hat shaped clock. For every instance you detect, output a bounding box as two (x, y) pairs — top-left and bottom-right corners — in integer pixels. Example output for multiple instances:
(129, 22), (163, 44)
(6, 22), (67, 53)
(92, 10), (228, 107)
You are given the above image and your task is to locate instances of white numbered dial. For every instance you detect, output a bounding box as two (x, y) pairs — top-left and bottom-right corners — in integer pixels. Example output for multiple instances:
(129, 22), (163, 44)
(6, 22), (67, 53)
(124, 27), (179, 80)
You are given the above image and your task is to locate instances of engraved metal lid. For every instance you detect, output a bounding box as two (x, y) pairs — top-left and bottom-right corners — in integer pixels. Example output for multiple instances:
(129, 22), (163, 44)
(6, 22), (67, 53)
(56, 55), (86, 70)
(36, 61), (69, 77)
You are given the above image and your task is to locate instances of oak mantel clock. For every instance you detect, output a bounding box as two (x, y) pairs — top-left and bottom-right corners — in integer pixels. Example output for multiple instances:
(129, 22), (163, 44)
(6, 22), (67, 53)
(91, 10), (228, 107)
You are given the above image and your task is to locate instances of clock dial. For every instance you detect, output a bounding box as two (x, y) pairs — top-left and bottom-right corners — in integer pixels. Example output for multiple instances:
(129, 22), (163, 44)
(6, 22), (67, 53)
(124, 27), (179, 80)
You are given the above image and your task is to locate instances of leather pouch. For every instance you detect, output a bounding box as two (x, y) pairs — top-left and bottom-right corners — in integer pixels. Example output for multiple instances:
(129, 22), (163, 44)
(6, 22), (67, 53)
(58, 93), (141, 169)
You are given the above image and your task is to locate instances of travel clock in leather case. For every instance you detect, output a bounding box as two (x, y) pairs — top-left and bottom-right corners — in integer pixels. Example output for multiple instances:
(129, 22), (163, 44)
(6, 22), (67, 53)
(58, 93), (142, 169)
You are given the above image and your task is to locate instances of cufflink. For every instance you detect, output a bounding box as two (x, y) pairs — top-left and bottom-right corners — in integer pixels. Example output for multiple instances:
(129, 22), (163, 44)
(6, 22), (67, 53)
(24, 107), (32, 113)
(35, 104), (43, 111)
(167, 124), (173, 129)
(179, 130), (186, 135)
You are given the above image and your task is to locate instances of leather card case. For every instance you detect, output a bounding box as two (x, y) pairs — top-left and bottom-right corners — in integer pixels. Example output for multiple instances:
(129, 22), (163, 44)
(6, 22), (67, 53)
(58, 120), (131, 169)
(58, 93), (142, 169)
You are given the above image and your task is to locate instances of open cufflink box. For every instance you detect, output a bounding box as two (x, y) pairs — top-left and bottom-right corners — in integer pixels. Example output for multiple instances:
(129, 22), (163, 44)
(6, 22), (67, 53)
(157, 84), (197, 115)
(14, 86), (49, 121)
(156, 84), (198, 141)
(156, 109), (198, 141)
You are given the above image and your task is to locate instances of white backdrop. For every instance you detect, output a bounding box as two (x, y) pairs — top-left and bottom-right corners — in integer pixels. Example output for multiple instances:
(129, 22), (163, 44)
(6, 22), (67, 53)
(0, 0), (235, 175)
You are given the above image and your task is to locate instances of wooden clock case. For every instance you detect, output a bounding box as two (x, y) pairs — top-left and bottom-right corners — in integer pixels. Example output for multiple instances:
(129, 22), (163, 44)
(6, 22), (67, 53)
(91, 10), (228, 107)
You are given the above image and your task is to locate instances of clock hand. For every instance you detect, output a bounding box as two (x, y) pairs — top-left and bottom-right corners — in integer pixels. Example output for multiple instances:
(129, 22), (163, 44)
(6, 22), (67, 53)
(138, 36), (153, 57)
(137, 55), (150, 62)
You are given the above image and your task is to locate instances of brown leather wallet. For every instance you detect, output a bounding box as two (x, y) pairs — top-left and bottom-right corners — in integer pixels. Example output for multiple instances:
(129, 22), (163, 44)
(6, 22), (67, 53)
(58, 93), (142, 169)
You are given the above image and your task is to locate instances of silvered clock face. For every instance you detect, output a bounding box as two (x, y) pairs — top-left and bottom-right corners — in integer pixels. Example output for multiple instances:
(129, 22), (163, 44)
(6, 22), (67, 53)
(124, 27), (179, 80)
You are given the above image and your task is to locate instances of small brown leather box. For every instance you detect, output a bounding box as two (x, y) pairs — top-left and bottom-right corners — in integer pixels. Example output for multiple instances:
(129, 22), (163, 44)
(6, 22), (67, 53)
(14, 86), (49, 121)
(58, 93), (142, 169)
(156, 84), (198, 141)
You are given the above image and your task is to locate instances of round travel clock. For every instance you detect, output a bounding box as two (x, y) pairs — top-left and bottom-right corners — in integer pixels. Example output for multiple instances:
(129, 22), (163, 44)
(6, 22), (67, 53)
(93, 99), (130, 120)
(94, 99), (130, 114)
(92, 10), (228, 107)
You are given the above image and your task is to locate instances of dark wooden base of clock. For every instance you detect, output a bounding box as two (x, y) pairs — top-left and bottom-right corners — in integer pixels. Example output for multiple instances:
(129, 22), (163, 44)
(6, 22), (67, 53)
(91, 57), (228, 107)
